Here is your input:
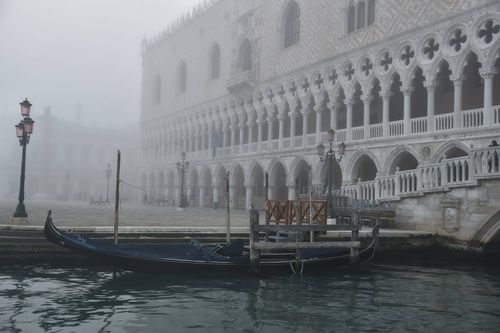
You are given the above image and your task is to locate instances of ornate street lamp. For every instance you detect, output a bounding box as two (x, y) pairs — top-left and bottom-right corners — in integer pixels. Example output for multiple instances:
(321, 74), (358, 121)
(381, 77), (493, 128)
(105, 164), (112, 203)
(13, 98), (35, 218)
(317, 128), (346, 224)
(176, 151), (190, 208)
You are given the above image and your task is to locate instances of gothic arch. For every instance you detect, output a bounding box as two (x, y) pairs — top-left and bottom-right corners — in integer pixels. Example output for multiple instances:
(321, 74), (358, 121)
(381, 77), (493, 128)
(287, 156), (311, 186)
(383, 145), (421, 175)
(431, 140), (471, 163)
(345, 148), (381, 181)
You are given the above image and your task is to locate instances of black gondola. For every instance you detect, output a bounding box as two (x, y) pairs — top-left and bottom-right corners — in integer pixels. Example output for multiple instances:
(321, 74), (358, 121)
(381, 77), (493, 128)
(44, 211), (378, 274)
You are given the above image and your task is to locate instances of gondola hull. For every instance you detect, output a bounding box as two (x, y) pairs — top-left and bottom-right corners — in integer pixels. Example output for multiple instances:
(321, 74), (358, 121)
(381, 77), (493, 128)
(44, 211), (377, 274)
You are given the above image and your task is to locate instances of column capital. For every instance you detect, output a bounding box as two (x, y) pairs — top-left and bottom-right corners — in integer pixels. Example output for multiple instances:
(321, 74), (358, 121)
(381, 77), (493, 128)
(401, 86), (414, 95)
(423, 80), (437, 90)
(480, 70), (497, 80)
(361, 94), (373, 104)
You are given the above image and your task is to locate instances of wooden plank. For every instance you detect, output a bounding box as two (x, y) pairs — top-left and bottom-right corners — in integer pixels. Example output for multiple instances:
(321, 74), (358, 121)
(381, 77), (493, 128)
(253, 241), (361, 250)
(254, 224), (360, 232)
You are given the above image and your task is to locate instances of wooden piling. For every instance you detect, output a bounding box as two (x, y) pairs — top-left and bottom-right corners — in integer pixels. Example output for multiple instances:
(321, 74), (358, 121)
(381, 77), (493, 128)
(249, 208), (260, 274)
(113, 150), (121, 245)
(349, 212), (360, 270)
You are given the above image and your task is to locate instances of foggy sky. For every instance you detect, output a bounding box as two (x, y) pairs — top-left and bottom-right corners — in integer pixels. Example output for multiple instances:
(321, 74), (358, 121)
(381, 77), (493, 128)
(0, 0), (199, 132)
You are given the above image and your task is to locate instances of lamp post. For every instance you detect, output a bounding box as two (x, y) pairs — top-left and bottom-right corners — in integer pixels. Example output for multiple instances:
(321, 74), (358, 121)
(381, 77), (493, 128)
(176, 152), (190, 208)
(105, 164), (112, 203)
(13, 98), (35, 218)
(317, 128), (346, 224)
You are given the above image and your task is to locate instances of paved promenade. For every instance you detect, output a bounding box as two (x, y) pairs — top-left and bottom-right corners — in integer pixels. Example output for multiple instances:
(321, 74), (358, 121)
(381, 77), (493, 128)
(0, 199), (251, 228)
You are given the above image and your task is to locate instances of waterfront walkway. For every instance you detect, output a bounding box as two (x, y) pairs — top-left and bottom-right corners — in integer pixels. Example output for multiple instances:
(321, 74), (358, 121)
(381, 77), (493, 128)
(0, 199), (251, 228)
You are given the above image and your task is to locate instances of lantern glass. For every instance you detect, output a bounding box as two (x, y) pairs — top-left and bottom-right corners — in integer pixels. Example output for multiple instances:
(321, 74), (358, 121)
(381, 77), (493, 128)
(15, 123), (24, 138)
(338, 142), (346, 156)
(317, 143), (325, 157)
(23, 119), (34, 134)
(328, 128), (336, 142)
(20, 98), (32, 117)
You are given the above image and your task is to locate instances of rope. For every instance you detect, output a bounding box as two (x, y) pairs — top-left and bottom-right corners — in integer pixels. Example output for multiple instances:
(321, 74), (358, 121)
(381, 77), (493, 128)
(119, 179), (165, 199)
(289, 259), (304, 274)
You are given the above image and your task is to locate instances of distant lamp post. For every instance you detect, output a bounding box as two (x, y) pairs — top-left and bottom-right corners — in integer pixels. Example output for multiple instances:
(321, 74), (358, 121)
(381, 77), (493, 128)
(105, 164), (112, 203)
(176, 152), (190, 208)
(317, 128), (346, 224)
(13, 98), (35, 218)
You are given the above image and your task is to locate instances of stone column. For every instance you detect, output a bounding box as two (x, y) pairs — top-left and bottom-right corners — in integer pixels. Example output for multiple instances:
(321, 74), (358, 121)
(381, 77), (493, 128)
(482, 72), (495, 126)
(213, 186), (220, 207)
(346, 99), (353, 142)
(328, 102), (337, 130)
(257, 118), (263, 151)
(453, 78), (463, 129)
(239, 121), (245, 150)
(381, 91), (390, 138)
(229, 185), (236, 208)
(199, 186), (205, 207)
(201, 128), (207, 151)
(290, 111), (297, 148)
(287, 184), (296, 201)
(208, 126), (214, 152)
(316, 106), (323, 141)
(267, 115), (274, 141)
(230, 124), (236, 154)
(363, 96), (372, 139)
(403, 87), (413, 135)
(247, 119), (255, 145)
(245, 185), (254, 210)
(302, 109), (310, 136)
(278, 112), (285, 149)
(425, 82), (436, 133)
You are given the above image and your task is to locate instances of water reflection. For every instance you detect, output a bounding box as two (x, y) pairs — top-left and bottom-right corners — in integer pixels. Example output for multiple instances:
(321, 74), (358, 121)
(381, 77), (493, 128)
(1, 264), (500, 332)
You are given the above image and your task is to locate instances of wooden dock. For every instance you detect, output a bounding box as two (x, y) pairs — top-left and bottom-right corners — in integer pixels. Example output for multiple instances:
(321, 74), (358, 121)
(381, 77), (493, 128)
(248, 203), (381, 274)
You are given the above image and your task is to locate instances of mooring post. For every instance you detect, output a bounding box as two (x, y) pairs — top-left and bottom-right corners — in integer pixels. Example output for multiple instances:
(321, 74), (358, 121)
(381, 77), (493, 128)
(350, 212), (360, 270)
(113, 150), (121, 245)
(249, 207), (260, 274)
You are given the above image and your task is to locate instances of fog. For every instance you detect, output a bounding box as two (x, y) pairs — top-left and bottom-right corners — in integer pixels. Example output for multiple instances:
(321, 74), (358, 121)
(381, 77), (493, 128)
(0, 0), (199, 198)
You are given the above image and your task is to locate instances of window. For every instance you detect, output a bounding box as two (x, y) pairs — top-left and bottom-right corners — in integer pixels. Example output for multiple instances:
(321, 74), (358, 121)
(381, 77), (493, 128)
(357, 1), (365, 29)
(177, 61), (187, 95)
(368, 0), (376, 25)
(347, 5), (355, 33)
(347, 0), (375, 33)
(239, 39), (252, 72)
(210, 43), (221, 79)
(153, 75), (161, 104)
(284, 1), (300, 48)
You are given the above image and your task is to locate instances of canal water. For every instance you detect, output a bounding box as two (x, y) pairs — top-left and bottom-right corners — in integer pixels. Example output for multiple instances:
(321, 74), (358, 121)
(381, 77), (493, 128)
(1, 253), (500, 333)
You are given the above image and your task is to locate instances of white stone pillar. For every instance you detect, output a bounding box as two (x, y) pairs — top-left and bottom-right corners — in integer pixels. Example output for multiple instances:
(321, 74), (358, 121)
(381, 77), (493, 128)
(213, 187), (220, 207)
(453, 78), (463, 129)
(248, 120), (254, 145)
(229, 185), (236, 208)
(403, 88), (413, 135)
(290, 111), (296, 148)
(245, 185), (254, 210)
(328, 102), (337, 130)
(302, 109), (309, 136)
(239, 122), (245, 149)
(201, 129), (207, 151)
(208, 126), (214, 151)
(363, 96), (372, 139)
(316, 107), (323, 141)
(425, 82), (436, 132)
(230, 124), (236, 153)
(257, 119), (263, 151)
(278, 113), (285, 149)
(381, 91), (390, 137)
(267, 185), (274, 201)
(346, 100), (353, 142)
(267, 116), (274, 141)
(482, 72), (495, 126)
(287, 185), (296, 201)
(199, 186), (205, 207)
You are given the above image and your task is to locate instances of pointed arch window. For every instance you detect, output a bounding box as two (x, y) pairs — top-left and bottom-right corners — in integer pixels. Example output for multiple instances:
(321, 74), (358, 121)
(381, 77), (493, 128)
(357, 1), (366, 29)
(347, 0), (376, 34)
(347, 5), (355, 33)
(177, 61), (187, 95)
(284, 1), (301, 48)
(239, 39), (252, 72)
(209, 43), (221, 80)
(153, 75), (162, 104)
(367, 0), (376, 25)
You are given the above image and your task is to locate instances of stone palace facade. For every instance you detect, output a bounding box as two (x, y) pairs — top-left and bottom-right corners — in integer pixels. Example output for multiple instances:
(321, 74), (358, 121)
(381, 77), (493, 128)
(140, 0), (500, 246)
